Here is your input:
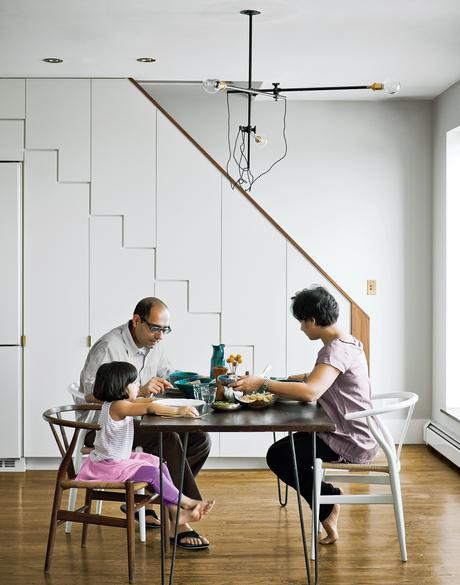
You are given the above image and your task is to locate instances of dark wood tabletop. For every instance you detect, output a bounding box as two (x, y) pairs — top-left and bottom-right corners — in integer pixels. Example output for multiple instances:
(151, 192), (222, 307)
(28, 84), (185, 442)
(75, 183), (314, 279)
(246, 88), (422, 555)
(140, 400), (336, 433)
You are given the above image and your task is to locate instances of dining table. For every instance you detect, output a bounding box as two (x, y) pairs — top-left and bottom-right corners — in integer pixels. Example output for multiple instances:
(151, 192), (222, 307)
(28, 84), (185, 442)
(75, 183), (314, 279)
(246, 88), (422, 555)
(141, 399), (336, 585)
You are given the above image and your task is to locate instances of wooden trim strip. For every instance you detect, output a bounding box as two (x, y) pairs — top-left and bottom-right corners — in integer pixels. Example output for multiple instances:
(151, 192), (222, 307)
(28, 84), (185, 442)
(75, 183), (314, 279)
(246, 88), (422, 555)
(128, 77), (370, 361)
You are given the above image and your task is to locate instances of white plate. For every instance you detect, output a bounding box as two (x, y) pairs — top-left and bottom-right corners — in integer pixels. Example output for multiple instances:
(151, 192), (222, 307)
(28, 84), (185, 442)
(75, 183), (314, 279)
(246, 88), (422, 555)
(154, 398), (205, 407)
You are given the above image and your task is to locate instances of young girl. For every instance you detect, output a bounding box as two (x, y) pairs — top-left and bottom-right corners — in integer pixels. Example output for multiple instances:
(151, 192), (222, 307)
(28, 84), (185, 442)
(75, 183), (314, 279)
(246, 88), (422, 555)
(77, 361), (215, 524)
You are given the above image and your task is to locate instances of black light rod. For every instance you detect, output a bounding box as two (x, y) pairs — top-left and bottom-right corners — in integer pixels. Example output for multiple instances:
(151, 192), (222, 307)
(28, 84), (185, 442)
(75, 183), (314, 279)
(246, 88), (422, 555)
(259, 85), (371, 93)
(247, 11), (254, 172)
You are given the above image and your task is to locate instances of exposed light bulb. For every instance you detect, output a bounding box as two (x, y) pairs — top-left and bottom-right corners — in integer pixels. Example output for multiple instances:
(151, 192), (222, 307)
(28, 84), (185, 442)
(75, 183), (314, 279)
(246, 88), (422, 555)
(203, 79), (227, 94)
(254, 134), (268, 147)
(383, 79), (401, 95)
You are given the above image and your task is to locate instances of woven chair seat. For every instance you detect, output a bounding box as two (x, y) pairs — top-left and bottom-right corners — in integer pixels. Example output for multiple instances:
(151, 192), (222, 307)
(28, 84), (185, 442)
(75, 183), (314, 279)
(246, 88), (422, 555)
(322, 462), (390, 473)
(61, 480), (149, 490)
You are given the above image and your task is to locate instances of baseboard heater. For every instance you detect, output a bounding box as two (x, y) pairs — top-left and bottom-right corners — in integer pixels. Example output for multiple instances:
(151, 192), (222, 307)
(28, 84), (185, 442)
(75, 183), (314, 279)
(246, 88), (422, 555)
(424, 422), (460, 469)
(0, 458), (26, 472)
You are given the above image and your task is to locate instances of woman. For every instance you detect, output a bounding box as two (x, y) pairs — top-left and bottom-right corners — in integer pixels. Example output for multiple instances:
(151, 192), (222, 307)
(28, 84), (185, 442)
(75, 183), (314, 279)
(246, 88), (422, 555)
(234, 285), (378, 544)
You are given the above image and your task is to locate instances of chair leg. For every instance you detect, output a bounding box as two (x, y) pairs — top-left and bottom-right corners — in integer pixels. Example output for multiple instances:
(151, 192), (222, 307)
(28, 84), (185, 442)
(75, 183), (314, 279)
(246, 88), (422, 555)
(134, 447), (146, 542)
(389, 468), (408, 561)
(81, 489), (93, 548)
(65, 487), (78, 534)
(311, 458), (323, 561)
(126, 483), (136, 584)
(138, 488), (146, 543)
(44, 483), (64, 573)
(95, 489), (104, 515)
(161, 501), (170, 554)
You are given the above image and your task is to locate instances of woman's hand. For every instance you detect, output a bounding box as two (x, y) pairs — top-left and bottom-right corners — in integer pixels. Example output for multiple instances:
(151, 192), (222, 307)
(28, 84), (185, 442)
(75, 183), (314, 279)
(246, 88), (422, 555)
(177, 406), (200, 418)
(233, 375), (264, 393)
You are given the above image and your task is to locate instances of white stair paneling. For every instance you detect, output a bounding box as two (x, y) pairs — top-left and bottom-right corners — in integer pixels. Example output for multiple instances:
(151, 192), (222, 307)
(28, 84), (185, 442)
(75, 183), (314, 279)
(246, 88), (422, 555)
(0, 121), (24, 161)
(221, 181), (287, 376)
(25, 79), (90, 182)
(90, 216), (155, 343)
(155, 281), (219, 375)
(0, 163), (21, 344)
(156, 113), (221, 313)
(208, 433), (220, 457)
(91, 79), (156, 248)
(219, 431), (276, 458)
(23, 151), (89, 457)
(0, 79), (25, 118)
(0, 347), (22, 459)
(286, 242), (352, 374)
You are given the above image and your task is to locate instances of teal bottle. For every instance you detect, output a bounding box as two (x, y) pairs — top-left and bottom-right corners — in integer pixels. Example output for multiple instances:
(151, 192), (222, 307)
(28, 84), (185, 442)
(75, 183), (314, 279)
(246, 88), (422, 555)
(210, 344), (225, 378)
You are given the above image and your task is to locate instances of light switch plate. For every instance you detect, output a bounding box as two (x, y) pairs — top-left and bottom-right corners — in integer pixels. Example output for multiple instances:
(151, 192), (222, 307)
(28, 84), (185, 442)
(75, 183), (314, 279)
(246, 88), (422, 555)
(367, 280), (377, 295)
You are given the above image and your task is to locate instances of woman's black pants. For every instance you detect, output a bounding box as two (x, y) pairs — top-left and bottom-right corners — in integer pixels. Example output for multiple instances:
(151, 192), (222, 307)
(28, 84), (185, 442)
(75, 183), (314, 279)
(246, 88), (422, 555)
(266, 432), (341, 522)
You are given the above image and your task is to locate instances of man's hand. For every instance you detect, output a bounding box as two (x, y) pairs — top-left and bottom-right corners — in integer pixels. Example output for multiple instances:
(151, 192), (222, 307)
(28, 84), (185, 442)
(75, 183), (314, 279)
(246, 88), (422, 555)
(138, 376), (173, 397)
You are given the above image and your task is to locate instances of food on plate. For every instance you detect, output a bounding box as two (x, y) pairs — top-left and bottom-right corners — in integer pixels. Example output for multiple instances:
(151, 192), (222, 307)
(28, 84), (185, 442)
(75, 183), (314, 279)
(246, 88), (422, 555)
(238, 392), (275, 403)
(212, 400), (240, 409)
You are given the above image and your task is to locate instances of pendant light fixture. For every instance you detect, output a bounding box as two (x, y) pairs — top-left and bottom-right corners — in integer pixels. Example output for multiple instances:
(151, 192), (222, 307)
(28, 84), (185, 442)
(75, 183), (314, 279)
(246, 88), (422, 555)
(203, 9), (400, 191)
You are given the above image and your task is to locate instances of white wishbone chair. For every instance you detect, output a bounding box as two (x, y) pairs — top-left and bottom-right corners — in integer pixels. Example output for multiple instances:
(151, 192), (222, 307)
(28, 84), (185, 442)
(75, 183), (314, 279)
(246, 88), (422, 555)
(312, 391), (418, 562)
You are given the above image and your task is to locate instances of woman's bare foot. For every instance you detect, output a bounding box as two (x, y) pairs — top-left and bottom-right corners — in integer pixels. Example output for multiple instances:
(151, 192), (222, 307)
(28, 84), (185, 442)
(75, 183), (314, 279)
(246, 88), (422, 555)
(319, 502), (340, 545)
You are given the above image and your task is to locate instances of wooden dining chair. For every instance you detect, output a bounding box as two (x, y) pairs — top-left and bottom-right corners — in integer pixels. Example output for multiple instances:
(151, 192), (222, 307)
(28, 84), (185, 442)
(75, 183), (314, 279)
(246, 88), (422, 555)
(65, 385), (147, 541)
(42, 403), (169, 584)
(312, 392), (418, 562)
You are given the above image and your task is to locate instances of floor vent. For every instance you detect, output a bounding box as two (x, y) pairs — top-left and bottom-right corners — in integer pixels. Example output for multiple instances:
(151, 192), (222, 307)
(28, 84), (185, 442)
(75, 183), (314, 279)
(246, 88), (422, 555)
(0, 458), (26, 472)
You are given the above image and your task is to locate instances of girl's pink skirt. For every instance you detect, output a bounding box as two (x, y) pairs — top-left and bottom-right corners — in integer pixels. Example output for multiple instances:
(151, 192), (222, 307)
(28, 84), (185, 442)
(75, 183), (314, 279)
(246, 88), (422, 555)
(76, 451), (160, 482)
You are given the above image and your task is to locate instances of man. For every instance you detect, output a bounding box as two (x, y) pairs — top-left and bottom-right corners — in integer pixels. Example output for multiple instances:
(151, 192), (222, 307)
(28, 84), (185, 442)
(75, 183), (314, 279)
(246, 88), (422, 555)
(80, 297), (211, 549)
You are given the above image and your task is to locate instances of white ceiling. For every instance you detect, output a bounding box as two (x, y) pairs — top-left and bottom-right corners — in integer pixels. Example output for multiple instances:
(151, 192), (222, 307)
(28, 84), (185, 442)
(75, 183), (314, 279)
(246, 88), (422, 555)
(1, 0), (460, 99)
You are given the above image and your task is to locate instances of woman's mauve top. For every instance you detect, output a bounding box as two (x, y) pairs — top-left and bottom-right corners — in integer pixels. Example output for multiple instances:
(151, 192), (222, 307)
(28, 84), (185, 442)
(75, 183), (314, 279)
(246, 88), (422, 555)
(316, 335), (379, 464)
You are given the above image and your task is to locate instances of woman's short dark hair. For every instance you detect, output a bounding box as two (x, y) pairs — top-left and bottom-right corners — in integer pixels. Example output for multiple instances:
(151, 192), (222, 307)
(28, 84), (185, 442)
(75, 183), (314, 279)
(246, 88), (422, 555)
(291, 286), (339, 326)
(93, 362), (138, 402)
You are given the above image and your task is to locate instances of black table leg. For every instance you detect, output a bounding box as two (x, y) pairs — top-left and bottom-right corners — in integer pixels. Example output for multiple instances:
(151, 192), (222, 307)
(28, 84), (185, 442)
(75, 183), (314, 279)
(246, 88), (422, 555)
(273, 432), (288, 507)
(159, 432), (165, 585)
(289, 432), (311, 585)
(168, 432), (188, 585)
(312, 432), (318, 585)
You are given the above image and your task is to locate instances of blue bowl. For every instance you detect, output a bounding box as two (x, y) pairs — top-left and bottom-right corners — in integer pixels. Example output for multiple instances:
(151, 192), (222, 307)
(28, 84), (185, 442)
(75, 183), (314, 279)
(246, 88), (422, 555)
(175, 377), (214, 399)
(169, 371), (200, 386)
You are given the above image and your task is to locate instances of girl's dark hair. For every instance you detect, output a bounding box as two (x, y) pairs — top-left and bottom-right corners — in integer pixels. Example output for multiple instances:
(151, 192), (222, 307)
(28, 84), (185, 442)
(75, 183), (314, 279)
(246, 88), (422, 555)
(93, 361), (138, 402)
(291, 285), (339, 326)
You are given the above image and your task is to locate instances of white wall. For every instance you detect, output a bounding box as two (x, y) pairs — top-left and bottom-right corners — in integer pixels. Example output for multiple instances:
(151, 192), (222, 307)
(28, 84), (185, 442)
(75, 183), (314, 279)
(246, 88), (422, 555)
(147, 86), (433, 420)
(432, 79), (460, 437)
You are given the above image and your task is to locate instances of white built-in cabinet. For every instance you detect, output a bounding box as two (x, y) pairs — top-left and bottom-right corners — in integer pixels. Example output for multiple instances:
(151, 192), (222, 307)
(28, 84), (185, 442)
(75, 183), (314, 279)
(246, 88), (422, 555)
(0, 77), (353, 462)
(0, 163), (22, 459)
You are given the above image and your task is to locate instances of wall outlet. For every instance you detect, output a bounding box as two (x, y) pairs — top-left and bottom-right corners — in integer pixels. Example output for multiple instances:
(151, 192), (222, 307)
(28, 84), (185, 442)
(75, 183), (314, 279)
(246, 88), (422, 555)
(367, 280), (377, 295)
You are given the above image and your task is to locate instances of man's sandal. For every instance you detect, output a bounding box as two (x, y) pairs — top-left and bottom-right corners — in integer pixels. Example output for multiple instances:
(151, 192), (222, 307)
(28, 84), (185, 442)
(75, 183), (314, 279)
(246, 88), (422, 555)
(120, 504), (161, 529)
(169, 530), (210, 550)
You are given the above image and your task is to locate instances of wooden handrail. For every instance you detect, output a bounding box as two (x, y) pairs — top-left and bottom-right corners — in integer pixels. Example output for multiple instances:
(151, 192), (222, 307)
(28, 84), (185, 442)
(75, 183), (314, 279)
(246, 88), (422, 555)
(128, 77), (370, 365)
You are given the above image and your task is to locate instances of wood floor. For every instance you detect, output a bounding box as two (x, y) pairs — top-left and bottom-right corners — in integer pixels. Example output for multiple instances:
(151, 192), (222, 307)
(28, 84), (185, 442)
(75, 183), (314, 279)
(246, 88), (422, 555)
(1, 445), (459, 585)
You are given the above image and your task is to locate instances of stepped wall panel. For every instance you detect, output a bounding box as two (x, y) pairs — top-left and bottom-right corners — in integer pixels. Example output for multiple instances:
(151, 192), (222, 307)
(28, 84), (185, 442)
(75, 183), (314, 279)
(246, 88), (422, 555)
(25, 79), (90, 182)
(156, 112), (221, 313)
(221, 181), (287, 376)
(89, 216), (155, 343)
(0, 79), (25, 118)
(23, 151), (89, 456)
(91, 79), (156, 248)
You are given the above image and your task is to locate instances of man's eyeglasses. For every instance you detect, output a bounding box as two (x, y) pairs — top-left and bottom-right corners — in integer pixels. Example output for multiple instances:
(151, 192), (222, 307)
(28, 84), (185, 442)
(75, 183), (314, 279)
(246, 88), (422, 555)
(140, 317), (172, 335)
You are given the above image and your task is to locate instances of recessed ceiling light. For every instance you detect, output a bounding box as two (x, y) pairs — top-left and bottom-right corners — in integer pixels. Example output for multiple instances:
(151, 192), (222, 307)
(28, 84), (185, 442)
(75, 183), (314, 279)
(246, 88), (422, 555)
(137, 57), (156, 63)
(43, 58), (63, 63)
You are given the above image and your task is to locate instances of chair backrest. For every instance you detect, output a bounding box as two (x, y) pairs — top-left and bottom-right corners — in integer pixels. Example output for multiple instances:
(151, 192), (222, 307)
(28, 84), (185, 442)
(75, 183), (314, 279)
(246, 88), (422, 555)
(344, 392), (419, 466)
(43, 404), (102, 480)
